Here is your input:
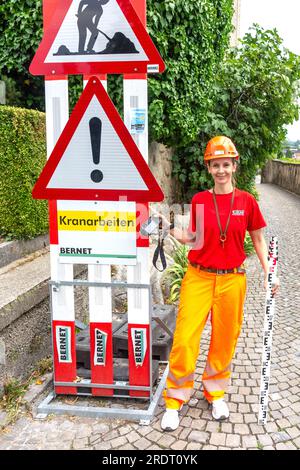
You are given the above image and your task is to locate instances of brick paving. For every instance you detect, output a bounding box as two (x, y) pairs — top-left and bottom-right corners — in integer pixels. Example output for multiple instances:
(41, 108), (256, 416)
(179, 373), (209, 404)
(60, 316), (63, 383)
(0, 182), (299, 451)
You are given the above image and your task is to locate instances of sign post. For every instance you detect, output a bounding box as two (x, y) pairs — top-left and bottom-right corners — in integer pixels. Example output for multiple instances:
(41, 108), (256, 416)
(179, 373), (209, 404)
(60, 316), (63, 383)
(43, 0), (76, 395)
(123, 0), (151, 398)
(33, 0), (167, 420)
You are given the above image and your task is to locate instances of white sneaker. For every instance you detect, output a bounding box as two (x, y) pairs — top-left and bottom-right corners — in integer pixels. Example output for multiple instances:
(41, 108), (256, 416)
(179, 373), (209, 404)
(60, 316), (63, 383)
(211, 398), (230, 420)
(161, 409), (180, 431)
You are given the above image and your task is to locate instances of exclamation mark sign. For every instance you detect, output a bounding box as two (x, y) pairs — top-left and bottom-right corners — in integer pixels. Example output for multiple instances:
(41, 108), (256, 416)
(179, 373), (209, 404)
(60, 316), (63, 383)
(89, 117), (103, 183)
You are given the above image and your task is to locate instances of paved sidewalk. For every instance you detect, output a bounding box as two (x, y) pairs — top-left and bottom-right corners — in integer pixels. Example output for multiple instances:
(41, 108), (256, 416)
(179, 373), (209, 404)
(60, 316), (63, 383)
(0, 183), (299, 450)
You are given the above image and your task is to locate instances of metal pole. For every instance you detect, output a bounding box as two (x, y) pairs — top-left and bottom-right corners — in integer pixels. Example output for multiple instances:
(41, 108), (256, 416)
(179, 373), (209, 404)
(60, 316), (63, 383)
(124, 0), (151, 399)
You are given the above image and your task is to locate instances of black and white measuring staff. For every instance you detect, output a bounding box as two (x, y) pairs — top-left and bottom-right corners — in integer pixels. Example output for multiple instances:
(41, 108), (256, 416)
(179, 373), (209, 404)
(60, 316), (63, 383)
(258, 236), (278, 425)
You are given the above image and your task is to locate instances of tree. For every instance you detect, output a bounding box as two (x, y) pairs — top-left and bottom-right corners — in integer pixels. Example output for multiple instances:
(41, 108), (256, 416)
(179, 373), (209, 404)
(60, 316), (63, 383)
(146, 0), (234, 147)
(0, 0), (234, 128)
(0, 0), (44, 109)
(173, 25), (300, 197)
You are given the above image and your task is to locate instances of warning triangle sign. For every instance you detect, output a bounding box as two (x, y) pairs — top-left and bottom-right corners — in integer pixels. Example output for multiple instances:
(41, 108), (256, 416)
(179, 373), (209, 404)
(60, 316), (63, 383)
(32, 76), (164, 202)
(30, 0), (165, 75)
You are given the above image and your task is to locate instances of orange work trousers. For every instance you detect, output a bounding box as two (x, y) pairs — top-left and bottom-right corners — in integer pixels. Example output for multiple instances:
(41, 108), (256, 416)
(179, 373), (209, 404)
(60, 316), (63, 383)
(163, 264), (247, 409)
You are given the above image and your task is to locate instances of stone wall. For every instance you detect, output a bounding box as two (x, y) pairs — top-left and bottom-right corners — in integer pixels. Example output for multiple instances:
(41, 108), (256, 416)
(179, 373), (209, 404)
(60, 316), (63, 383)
(261, 159), (300, 196)
(149, 141), (181, 204)
(0, 295), (52, 391)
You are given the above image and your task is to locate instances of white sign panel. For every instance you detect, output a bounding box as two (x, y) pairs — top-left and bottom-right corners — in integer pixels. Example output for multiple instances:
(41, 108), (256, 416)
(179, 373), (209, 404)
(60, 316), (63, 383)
(94, 328), (108, 366)
(131, 327), (147, 367)
(56, 325), (72, 363)
(46, 0), (148, 64)
(47, 96), (148, 191)
(57, 200), (137, 265)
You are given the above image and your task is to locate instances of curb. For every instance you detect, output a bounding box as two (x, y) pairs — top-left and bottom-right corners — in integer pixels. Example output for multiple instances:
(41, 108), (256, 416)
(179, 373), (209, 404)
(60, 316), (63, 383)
(0, 234), (49, 269)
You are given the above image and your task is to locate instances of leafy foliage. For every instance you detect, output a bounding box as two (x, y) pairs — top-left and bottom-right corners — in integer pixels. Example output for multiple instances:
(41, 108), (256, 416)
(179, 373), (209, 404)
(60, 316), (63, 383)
(278, 157), (300, 164)
(0, 0), (44, 109)
(0, 378), (29, 426)
(0, 106), (48, 239)
(164, 238), (189, 303)
(1, 4), (298, 202)
(0, 0), (234, 122)
(174, 25), (300, 199)
(0, 358), (52, 429)
(244, 232), (255, 256)
(146, 0), (234, 147)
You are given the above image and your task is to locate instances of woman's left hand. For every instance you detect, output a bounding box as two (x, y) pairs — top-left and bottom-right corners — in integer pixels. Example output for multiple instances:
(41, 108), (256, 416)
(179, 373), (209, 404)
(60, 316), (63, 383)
(264, 274), (280, 296)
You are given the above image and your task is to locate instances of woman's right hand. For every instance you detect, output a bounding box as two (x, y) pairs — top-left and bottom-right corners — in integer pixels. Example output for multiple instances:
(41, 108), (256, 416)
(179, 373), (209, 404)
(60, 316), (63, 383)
(150, 211), (170, 230)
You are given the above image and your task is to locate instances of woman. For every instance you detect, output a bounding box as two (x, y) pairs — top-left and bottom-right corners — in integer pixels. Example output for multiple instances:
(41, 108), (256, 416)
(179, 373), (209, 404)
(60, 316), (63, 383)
(160, 136), (279, 431)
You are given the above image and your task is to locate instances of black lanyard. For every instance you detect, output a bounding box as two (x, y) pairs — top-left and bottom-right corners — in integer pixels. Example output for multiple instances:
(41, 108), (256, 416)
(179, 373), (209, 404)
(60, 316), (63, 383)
(151, 221), (174, 271)
(152, 228), (167, 272)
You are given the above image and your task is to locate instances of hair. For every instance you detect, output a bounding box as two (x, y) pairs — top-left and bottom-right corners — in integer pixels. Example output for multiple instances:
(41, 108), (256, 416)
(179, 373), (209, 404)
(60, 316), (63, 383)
(206, 158), (238, 167)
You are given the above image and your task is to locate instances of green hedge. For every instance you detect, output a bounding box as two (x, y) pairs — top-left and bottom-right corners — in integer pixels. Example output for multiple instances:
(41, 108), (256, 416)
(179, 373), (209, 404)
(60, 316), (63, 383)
(0, 106), (48, 239)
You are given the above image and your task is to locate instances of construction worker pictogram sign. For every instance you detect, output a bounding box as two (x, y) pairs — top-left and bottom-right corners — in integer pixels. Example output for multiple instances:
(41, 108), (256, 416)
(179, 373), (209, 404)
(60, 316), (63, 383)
(32, 76), (164, 202)
(29, 0), (165, 75)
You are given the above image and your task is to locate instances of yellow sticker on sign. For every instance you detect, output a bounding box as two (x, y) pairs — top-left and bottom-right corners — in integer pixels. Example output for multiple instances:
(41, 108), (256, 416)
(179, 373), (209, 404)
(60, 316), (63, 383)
(57, 211), (136, 232)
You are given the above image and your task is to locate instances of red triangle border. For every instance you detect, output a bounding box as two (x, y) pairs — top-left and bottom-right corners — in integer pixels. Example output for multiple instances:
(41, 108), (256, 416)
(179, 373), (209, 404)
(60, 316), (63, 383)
(32, 76), (164, 202)
(30, 0), (165, 75)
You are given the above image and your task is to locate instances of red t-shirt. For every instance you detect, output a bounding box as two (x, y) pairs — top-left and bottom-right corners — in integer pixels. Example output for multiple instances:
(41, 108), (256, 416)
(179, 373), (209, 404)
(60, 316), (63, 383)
(188, 188), (267, 269)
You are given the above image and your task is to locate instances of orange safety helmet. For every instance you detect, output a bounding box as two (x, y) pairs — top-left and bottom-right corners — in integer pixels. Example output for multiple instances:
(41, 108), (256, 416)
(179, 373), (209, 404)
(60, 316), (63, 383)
(204, 136), (239, 162)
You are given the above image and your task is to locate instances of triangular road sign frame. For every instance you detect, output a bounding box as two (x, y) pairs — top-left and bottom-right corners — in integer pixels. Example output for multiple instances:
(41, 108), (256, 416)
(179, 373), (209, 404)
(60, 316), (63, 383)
(30, 0), (165, 75)
(32, 76), (164, 202)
